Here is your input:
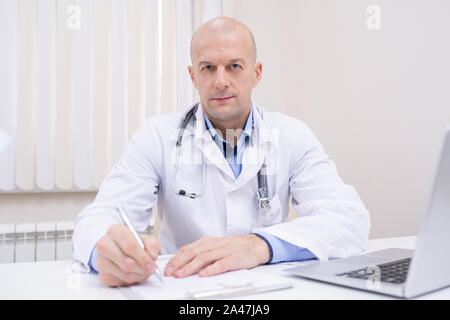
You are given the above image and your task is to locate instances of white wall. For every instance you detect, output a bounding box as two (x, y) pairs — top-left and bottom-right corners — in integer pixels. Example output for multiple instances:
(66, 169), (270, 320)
(2, 0), (450, 240)
(224, 0), (450, 238)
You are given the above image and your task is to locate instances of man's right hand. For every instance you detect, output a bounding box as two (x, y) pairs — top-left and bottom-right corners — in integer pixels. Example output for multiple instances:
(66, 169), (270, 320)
(96, 223), (161, 287)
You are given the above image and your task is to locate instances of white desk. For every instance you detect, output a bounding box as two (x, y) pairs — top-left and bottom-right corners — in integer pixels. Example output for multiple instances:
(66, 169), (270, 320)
(0, 236), (449, 300)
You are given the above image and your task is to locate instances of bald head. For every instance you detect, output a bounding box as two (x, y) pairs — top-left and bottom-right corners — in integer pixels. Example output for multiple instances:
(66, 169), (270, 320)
(190, 16), (257, 65)
(187, 16), (262, 132)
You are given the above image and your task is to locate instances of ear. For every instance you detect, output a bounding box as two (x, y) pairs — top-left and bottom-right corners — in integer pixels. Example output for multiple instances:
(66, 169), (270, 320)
(188, 66), (198, 89)
(251, 62), (263, 88)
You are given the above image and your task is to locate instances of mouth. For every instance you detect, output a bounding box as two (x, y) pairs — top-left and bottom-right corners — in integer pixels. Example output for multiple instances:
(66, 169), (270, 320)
(212, 96), (234, 103)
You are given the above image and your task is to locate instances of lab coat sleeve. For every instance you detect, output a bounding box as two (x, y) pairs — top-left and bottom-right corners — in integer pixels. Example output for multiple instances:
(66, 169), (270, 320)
(72, 119), (162, 270)
(254, 121), (371, 261)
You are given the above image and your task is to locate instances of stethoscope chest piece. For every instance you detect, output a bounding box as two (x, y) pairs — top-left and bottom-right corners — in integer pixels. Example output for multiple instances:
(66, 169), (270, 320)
(256, 163), (271, 209)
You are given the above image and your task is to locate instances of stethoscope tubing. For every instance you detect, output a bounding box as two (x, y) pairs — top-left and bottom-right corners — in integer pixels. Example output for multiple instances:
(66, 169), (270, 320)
(171, 103), (270, 208)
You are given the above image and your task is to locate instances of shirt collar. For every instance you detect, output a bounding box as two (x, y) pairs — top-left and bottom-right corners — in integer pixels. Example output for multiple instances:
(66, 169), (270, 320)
(203, 104), (254, 142)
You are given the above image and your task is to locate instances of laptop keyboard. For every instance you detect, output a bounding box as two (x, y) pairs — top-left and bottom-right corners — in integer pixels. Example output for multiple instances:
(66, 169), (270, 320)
(336, 257), (412, 284)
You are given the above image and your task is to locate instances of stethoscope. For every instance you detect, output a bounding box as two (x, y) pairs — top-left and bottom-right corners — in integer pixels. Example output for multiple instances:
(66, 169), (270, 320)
(171, 103), (271, 209)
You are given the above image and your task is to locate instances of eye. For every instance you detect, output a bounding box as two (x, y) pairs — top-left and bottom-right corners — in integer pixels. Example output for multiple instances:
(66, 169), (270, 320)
(203, 65), (213, 71)
(231, 64), (241, 69)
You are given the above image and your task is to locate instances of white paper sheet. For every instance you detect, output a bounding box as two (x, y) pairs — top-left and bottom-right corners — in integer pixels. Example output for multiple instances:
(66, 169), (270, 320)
(120, 255), (290, 300)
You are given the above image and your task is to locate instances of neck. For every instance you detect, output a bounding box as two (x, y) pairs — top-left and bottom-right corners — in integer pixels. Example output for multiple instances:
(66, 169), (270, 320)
(205, 105), (251, 148)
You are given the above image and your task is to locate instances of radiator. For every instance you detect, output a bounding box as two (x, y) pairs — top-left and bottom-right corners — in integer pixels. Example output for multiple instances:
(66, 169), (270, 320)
(0, 220), (154, 264)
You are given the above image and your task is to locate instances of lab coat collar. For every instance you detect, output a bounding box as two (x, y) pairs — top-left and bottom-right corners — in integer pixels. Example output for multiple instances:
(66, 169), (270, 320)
(203, 104), (254, 147)
(188, 101), (276, 149)
(184, 101), (278, 183)
(194, 103), (235, 180)
(231, 101), (278, 191)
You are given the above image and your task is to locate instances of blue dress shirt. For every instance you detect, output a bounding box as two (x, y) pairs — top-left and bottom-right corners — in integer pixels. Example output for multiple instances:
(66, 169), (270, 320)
(203, 106), (316, 264)
(88, 106), (316, 272)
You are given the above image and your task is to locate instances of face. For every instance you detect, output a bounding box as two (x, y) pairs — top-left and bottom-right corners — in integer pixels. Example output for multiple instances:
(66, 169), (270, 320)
(188, 30), (262, 127)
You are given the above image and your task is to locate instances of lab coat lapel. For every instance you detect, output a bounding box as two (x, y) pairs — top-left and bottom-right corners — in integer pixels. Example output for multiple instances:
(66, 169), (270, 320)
(193, 104), (236, 181)
(231, 103), (278, 192)
(231, 136), (265, 192)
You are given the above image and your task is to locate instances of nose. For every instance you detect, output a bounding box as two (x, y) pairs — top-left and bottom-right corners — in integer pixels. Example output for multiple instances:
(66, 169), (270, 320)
(214, 67), (230, 90)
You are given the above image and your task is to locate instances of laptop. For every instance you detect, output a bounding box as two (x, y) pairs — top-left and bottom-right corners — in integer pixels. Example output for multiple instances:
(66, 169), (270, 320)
(285, 126), (450, 299)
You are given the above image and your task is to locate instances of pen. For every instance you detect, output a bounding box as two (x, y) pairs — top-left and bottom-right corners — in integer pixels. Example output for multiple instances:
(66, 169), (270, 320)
(116, 205), (164, 283)
(186, 282), (293, 299)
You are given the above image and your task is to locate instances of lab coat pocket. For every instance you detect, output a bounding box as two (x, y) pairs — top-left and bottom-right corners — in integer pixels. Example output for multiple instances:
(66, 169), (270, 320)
(258, 194), (283, 227)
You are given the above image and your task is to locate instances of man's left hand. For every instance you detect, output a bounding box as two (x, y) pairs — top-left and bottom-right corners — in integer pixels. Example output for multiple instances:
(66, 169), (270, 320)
(164, 234), (271, 278)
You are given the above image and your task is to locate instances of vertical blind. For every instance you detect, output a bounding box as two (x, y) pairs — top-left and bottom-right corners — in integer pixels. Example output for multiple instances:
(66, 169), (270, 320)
(0, 0), (223, 193)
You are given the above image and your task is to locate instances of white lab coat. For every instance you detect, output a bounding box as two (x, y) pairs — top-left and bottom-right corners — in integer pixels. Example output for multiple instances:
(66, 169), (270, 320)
(73, 102), (371, 269)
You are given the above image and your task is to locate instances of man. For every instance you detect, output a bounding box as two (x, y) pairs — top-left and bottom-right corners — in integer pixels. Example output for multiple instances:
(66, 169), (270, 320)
(73, 17), (370, 287)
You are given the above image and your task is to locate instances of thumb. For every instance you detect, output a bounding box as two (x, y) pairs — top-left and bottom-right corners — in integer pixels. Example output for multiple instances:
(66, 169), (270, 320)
(140, 234), (161, 260)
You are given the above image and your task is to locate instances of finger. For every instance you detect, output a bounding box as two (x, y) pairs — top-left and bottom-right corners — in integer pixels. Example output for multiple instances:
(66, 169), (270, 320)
(165, 244), (197, 276)
(165, 237), (217, 276)
(99, 272), (125, 287)
(198, 258), (237, 277)
(141, 235), (162, 260)
(109, 224), (152, 270)
(97, 257), (127, 287)
(98, 255), (154, 286)
(98, 236), (153, 276)
(174, 250), (222, 278)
